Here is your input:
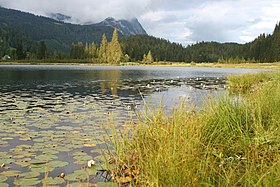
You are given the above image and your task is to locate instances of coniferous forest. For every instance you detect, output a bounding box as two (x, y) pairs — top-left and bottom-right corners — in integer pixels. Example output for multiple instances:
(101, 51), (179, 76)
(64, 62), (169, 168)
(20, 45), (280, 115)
(1, 6), (280, 63)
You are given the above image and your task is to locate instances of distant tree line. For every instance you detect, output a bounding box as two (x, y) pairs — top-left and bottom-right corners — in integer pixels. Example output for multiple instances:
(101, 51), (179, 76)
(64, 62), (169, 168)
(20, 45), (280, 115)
(120, 22), (280, 63)
(2, 22), (280, 63)
(69, 28), (124, 64)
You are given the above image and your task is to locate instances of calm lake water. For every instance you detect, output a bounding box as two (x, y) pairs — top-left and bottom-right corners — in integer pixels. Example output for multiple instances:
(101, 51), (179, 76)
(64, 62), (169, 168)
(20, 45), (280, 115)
(0, 65), (263, 186)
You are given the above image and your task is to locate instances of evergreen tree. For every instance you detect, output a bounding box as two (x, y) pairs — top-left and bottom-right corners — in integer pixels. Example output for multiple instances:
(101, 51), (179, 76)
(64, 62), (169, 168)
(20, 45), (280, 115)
(142, 54), (147, 63)
(37, 41), (47, 59)
(98, 34), (108, 63)
(84, 42), (90, 58)
(70, 42), (84, 59)
(142, 50), (154, 64)
(108, 28), (123, 64)
(146, 50), (154, 64)
(89, 41), (97, 58)
(16, 43), (26, 59)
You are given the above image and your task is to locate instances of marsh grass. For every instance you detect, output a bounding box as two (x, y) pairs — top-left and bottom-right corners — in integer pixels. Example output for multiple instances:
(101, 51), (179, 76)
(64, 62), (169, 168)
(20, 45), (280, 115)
(227, 72), (280, 94)
(107, 72), (280, 186)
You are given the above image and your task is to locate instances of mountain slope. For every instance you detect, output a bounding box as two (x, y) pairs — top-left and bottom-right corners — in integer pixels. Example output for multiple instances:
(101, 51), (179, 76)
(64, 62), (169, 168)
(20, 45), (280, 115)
(0, 7), (147, 51)
(48, 13), (72, 22)
(97, 17), (147, 35)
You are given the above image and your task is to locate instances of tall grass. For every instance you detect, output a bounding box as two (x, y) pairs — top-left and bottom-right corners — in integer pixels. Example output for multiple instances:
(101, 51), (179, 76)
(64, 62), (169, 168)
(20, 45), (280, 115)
(227, 72), (280, 94)
(108, 72), (280, 186)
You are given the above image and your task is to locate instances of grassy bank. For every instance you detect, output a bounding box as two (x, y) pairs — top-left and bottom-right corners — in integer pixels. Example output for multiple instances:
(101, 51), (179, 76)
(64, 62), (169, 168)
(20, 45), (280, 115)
(107, 71), (280, 186)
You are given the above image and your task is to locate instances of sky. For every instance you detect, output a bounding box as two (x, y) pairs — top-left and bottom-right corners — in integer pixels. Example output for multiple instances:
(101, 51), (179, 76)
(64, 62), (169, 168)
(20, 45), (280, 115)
(1, 0), (280, 46)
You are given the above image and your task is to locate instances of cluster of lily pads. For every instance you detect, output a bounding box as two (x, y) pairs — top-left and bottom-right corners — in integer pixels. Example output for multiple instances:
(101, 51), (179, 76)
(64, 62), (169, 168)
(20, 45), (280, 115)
(0, 87), (137, 186)
(0, 77), (226, 186)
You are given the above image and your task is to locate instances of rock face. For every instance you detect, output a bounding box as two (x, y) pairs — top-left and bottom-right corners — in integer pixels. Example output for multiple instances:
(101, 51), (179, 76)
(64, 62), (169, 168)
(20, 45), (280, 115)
(48, 13), (147, 36)
(97, 17), (147, 35)
(48, 13), (72, 22)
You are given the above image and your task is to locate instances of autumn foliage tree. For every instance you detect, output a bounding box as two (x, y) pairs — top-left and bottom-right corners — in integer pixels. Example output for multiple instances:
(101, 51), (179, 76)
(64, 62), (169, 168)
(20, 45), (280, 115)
(143, 50), (154, 64)
(98, 34), (108, 63)
(107, 28), (123, 64)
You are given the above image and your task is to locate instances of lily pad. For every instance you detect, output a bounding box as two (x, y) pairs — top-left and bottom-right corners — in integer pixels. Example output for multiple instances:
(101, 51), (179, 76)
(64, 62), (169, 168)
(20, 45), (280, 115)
(19, 137), (32, 141)
(73, 155), (92, 162)
(34, 154), (58, 161)
(1, 137), (13, 141)
(0, 183), (8, 187)
(13, 154), (25, 159)
(0, 158), (15, 164)
(0, 175), (8, 182)
(19, 171), (40, 179)
(15, 160), (31, 167)
(56, 126), (73, 130)
(43, 177), (65, 185)
(42, 150), (59, 155)
(48, 160), (69, 168)
(83, 143), (96, 147)
(66, 182), (89, 187)
(0, 140), (8, 146)
(1, 170), (20, 177)
(14, 178), (41, 186)
(30, 163), (55, 173)
(64, 169), (91, 181)
(55, 147), (71, 152)
(30, 160), (48, 165)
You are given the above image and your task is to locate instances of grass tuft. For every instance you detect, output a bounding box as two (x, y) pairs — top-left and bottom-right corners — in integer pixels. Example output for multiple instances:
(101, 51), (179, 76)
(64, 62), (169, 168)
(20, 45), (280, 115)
(107, 71), (280, 186)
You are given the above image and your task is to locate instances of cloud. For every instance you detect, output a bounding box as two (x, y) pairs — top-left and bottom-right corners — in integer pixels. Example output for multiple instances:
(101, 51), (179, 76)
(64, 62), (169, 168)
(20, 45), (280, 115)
(1, 0), (280, 45)
(0, 0), (152, 22)
(141, 0), (280, 45)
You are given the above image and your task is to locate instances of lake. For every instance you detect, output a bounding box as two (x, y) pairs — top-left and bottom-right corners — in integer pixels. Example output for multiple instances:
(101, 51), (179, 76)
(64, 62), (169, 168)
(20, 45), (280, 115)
(0, 65), (263, 186)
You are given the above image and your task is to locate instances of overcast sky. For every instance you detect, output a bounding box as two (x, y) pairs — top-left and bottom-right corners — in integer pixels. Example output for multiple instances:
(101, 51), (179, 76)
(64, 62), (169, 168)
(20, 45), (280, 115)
(1, 0), (280, 45)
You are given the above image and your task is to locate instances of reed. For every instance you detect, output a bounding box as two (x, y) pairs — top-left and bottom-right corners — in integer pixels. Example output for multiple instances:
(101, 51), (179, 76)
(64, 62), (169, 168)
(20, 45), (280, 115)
(107, 71), (280, 186)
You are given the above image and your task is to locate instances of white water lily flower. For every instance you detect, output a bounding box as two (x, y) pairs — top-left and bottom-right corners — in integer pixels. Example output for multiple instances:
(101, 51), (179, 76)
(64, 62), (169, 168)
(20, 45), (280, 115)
(87, 160), (95, 168)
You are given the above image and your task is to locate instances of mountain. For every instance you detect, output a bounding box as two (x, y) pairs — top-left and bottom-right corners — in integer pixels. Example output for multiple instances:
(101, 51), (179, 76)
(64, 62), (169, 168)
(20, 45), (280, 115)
(97, 17), (147, 36)
(48, 13), (72, 22)
(0, 7), (147, 52)
(1, 7), (280, 62)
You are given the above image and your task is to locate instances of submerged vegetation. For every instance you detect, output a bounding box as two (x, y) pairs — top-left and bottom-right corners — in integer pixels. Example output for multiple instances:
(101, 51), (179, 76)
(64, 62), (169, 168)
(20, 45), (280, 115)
(108, 71), (280, 186)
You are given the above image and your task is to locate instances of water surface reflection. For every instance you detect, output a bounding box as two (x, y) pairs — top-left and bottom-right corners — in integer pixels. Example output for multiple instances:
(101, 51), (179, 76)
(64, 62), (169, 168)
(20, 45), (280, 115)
(0, 65), (263, 185)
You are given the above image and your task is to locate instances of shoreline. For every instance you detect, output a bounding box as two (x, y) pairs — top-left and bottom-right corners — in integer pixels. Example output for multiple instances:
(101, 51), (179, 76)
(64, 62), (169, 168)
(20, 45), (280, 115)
(0, 61), (280, 70)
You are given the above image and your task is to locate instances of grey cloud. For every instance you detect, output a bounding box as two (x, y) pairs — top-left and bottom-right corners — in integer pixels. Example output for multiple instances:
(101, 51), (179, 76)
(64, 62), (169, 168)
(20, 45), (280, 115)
(1, 0), (280, 45)
(0, 0), (152, 23)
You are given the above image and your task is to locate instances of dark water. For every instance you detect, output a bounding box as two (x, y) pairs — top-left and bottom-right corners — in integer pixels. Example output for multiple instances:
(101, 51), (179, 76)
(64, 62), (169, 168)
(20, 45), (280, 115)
(0, 65), (263, 106)
(0, 65), (263, 186)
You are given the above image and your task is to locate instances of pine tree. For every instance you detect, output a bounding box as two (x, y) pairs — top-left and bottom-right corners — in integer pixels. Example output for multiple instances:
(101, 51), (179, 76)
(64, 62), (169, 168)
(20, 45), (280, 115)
(16, 43), (26, 59)
(142, 54), (147, 63)
(98, 34), (108, 63)
(146, 50), (154, 64)
(84, 42), (90, 58)
(89, 41), (97, 58)
(37, 41), (47, 59)
(142, 50), (154, 64)
(70, 42), (84, 59)
(108, 28), (123, 64)
(77, 42), (84, 59)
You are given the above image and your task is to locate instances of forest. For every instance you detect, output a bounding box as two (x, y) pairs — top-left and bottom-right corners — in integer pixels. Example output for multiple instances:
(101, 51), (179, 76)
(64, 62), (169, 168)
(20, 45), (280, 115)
(1, 5), (280, 63)
(1, 23), (280, 63)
